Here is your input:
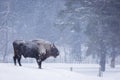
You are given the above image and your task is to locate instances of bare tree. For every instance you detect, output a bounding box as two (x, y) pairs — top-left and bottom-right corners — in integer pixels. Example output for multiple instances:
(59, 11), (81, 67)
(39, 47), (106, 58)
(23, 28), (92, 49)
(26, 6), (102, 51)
(0, 1), (11, 62)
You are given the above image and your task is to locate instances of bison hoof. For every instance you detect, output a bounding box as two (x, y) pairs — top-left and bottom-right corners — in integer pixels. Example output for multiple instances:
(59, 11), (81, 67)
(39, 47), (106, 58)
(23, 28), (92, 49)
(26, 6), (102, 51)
(38, 67), (42, 69)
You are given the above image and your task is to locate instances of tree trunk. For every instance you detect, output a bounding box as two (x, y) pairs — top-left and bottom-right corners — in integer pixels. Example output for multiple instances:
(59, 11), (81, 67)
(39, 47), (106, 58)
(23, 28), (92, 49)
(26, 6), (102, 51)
(99, 40), (106, 72)
(3, 31), (8, 62)
(110, 53), (116, 68)
(100, 52), (106, 72)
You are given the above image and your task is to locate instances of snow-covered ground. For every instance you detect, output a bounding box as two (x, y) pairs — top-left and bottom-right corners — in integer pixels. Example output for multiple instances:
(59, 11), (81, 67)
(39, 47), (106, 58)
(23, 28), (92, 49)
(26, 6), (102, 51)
(0, 63), (119, 80)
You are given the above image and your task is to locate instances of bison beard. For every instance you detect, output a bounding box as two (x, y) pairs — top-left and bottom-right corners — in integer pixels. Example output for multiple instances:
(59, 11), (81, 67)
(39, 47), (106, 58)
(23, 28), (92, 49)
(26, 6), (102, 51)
(13, 40), (59, 69)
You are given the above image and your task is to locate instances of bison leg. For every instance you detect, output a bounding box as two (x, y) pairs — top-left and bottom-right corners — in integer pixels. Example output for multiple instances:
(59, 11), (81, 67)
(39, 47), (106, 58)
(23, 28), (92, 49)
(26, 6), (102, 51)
(36, 59), (42, 69)
(17, 56), (22, 66)
(38, 61), (42, 69)
(13, 56), (17, 65)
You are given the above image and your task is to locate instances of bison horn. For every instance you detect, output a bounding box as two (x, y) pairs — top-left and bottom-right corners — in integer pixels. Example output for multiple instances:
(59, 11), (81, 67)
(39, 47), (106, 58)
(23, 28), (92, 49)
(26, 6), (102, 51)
(51, 43), (55, 48)
(53, 43), (56, 48)
(53, 43), (55, 47)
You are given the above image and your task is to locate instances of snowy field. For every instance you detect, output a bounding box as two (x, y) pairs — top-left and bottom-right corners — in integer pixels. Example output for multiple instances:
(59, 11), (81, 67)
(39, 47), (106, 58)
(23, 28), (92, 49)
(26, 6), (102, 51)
(0, 63), (120, 80)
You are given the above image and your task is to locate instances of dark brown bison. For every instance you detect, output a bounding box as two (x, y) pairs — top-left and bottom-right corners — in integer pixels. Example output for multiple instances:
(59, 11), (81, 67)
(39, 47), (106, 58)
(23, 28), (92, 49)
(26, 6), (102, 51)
(13, 39), (59, 69)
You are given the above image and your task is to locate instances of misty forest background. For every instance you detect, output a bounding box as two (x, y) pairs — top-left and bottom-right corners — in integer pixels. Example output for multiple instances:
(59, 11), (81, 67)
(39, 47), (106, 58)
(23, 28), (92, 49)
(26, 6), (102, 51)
(0, 0), (120, 71)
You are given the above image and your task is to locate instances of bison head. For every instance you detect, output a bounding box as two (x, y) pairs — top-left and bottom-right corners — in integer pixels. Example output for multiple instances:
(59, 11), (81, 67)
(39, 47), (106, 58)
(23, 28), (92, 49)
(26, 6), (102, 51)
(50, 44), (59, 58)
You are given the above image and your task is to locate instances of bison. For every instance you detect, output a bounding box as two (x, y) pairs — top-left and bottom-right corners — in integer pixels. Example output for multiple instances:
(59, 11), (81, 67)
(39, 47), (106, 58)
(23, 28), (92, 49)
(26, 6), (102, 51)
(13, 39), (59, 69)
